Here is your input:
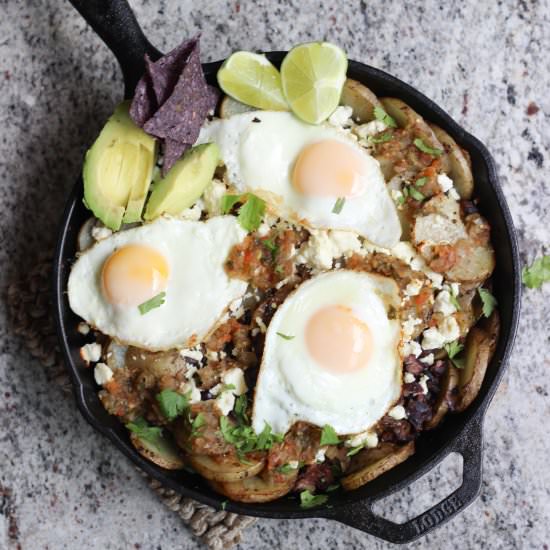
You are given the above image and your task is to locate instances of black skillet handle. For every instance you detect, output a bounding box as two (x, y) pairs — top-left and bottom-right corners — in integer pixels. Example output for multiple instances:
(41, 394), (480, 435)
(328, 416), (484, 544)
(68, 0), (161, 97)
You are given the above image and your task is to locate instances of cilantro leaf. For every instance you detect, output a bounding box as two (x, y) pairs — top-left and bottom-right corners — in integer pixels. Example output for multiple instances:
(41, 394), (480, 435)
(373, 106), (397, 128)
(219, 417), (284, 454)
(126, 417), (163, 443)
(191, 413), (206, 437)
(415, 176), (428, 187)
(413, 138), (443, 157)
(220, 194), (242, 214)
(276, 332), (295, 340)
(478, 288), (497, 317)
(408, 186), (425, 201)
(275, 265), (285, 275)
(262, 238), (278, 259)
(332, 197), (346, 214)
(256, 422), (284, 450)
(234, 394), (249, 425)
(156, 389), (189, 421)
(138, 292), (166, 315)
(300, 490), (328, 509)
(368, 132), (392, 144)
(277, 463), (298, 474)
(444, 340), (465, 369)
(522, 255), (550, 289)
(320, 424), (340, 446)
(449, 286), (461, 311)
(238, 194), (266, 232)
(346, 444), (365, 457)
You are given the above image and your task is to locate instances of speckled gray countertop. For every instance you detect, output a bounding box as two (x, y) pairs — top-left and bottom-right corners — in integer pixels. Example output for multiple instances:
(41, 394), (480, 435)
(1, 1), (549, 549)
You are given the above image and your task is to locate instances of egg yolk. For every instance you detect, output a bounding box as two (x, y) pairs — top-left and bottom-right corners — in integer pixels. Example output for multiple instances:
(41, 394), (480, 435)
(305, 305), (373, 373)
(292, 140), (368, 198)
(102, 244), (169, 306)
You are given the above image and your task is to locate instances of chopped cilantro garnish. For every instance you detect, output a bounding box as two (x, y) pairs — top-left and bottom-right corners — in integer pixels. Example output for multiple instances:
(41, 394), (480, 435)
(138, 292), (166, 315)
(413, 138), (443, 157)
(156, 389), (189, 421)
(220, 193), (266, 232)
(263, 238), (278, 259)
(444, 340), (465, 369)
(219, 417), (283, 454)
(320, 424), (340, 446)
(478, 288), (497, 317)
(234, 394), (249, 425)
(415, 176), (428, 187)
(191, 413), (206, 437)
(332, 197), (346, 214)
(275, 265), (285, 275)
(449, 286), (461, 311)
(220, 194), (242, 214)
(373, 106), (397, 128)
(126, 417), (163, 443)
(408, 186), (425, 201)
(300, 490), (328, 509)
(277, 463), (297, 474)
(276, 332), (295, 340)
(522, 255), (550, 289)
(369, 132), (392, 144)
(346, 444), (366, 457)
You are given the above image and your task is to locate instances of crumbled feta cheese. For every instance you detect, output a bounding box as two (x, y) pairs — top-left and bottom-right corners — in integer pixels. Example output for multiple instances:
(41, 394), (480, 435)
(185, 365), (198, 379)
(287, 460), (300, 469)
(202, 178), (227, 216)
(210, 383), (223, 396)
(215, 391), (236, 416)
(390, 242), (444, 289)
(94, 363), (113, 385)
(328, 105), (353, 127)
(345, 430), (378, 449)
(91, 225), (112, 242)
(180, 199), (203, 221)
(315, 447), (327, 463)
(180, 348), (203, 363)
(433, 290), (457, 316)
(402, 340), (422, 357)
(404, 279), (424, 297)
(80, 342), (102, 363)
(255, 317), (267, 333)
(437, 174), (454, 193)
(388, 405), (407, 420)
(77, 322), (90, 335)
(221, 367), (248, 396)
(180, 378), (202, 404)
(448, 188), (460, 201)
(404, 372), (416, 384)
(297, 229), (361, 270)
(402, 316), (422, 340)
(251, 327), (260, 337)
(257, 222), (270, 236)
(355, 120), (387, 139)
(419, 374), (429, 394)
(419, 353), (435, 366)
(421, 316), (460, 349)
(207, 350), (220, 362)
(450, 282), (460, 296)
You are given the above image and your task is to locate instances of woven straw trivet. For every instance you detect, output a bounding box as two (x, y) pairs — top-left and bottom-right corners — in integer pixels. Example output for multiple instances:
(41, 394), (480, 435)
(7, 257), (255, 549)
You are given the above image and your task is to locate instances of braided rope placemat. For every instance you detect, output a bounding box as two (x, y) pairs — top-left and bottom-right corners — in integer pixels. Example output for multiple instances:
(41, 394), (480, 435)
(7, 258), (255, 549)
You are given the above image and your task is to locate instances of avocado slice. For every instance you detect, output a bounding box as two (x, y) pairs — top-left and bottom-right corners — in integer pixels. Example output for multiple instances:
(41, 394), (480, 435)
(83, 101), (156, 230)
(144, 143), (220, 220)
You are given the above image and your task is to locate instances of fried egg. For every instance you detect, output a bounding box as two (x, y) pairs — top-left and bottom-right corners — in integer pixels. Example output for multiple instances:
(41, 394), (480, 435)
(68, 217), (247, 351)
(196, 111), (401, 248)
(252, 270), (402, 436)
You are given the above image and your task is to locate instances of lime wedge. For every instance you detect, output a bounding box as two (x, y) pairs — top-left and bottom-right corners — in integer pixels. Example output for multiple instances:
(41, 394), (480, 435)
(217, 52), (288, 111)
(281, 42), (347, 124)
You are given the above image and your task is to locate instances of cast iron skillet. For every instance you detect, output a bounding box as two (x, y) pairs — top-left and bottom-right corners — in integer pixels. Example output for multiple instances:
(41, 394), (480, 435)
(54, 0), (521, 543)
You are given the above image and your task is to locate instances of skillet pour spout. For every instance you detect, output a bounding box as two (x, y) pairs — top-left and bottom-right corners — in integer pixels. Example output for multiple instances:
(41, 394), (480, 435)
(56, 0), (521, 543)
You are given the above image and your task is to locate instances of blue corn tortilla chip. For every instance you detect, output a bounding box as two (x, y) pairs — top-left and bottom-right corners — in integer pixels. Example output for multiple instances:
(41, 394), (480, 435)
(130, 36), (219, 174)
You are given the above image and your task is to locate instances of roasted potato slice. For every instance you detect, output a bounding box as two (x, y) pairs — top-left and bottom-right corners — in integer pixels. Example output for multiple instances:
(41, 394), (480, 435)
(341, 442), (415, 491)
(130, 432), (185, 470)
(340, 78), (382, 123)
(455, 312), (499, 412)
(425, 365), (460, 429)
(429, 124), (474, 199)
(187, 453), (265, 482)
(125, 347), (187, 379)
(209, 470), (298, 503)
(219, 95), (254, 118)
(446, 239), (496, 284)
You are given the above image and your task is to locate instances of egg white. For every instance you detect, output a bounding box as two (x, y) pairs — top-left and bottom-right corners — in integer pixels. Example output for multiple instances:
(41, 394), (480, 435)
(196, 111), (401, 248)
(252, 270), (403, 436)
(68, 217), (247, 351)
